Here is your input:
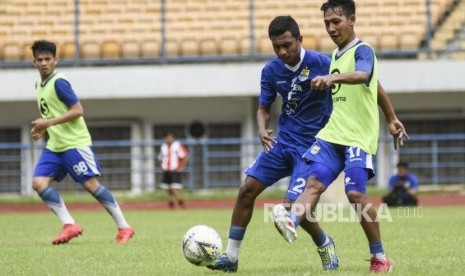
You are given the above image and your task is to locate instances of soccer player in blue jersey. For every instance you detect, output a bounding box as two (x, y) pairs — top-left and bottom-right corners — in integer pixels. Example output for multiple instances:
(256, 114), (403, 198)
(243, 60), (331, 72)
(272, 0), (408, 273)
(30, 40), (134, 244)
(207, 15), (333, 272)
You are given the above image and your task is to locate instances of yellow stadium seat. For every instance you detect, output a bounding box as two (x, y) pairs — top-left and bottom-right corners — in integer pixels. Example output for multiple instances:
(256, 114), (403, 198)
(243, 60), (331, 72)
(80, 40), (101, 59)
(199, 38), (219, 56)
(180, 38), (199, 56)
(379, 33), (399, 50)
(60, 41), (76, 60)
(399, 33), (420, 49)
(102, 40), (121, 58)
(121, 40), (141, 58)
(3, 43), (22, 61)
(141, 39), (161, 57)
(302, 35), (318, 51)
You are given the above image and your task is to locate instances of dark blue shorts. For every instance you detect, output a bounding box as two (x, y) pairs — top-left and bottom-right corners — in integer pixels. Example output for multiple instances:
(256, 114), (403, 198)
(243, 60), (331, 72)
(33, 147), (102, 184)
(245, 142), (311, 201)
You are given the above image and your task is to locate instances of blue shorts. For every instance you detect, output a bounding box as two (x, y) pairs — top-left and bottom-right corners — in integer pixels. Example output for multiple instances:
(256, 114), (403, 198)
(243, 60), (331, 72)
(34, 147), (102, 184)
(245, 142), (310, 201)
(303, 139), (375, 192)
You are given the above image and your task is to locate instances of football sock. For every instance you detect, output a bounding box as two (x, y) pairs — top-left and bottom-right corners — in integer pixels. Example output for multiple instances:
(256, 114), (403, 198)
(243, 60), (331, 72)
(313, 230), (330, 247)
(226, 225), (246, 262)
(289, 211), (301, 228)
(369, 241), (386, 259)
(39, 187), (75, 225)
(92, 185), (129, 228)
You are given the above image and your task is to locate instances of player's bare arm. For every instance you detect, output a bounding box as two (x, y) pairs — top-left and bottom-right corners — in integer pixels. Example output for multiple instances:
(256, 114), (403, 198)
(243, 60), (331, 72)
(377, 81), (409, 149)
(311, 70), (369, 90)
(31, 102), (84, 132)
(257, 105), (277, 152)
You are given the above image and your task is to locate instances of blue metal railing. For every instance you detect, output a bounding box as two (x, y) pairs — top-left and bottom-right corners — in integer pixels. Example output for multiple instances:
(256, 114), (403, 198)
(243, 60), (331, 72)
(1, 134), (464, 194)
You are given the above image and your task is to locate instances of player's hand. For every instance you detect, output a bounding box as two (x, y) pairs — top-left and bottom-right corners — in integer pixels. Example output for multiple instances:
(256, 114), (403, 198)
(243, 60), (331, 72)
(259, 128), (277, 153)
(31, 118), (50, 131)
(30, 127), (44, 141)
(388, 119), (409, 150)
(311, 75), (333, 90)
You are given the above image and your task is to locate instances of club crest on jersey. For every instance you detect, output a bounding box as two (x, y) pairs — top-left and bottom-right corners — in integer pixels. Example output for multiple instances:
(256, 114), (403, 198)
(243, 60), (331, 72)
(310, 144), (320, 155)
(298, 67), (310, 81)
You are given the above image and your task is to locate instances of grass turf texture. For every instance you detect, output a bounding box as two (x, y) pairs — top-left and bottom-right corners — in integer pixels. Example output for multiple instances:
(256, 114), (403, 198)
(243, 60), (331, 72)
(1, 207), (464, 275)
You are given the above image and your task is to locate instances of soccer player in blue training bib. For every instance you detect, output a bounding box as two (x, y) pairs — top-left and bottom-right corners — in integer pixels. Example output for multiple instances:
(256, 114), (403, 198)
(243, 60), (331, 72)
(271, 0), (408, 273)
(30, 40), (134, 244)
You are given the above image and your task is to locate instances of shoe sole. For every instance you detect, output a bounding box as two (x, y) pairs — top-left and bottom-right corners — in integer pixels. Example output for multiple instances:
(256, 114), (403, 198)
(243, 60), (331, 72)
(52, 230), (83, 245)
(272, 204), (297, 243)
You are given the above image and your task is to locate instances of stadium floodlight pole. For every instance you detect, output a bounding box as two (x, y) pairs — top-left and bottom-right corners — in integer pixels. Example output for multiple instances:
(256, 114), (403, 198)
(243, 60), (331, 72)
(73, 0), (81, 64)
(425, 0), (432, 59)
(160, 0), (167, 64)
(248, 0), (256, 56)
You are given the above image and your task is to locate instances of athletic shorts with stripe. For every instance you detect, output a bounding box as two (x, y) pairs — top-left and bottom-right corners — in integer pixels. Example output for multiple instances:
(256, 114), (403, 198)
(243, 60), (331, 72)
(33, 147), (102, 184)
(245, 142), (311, 201)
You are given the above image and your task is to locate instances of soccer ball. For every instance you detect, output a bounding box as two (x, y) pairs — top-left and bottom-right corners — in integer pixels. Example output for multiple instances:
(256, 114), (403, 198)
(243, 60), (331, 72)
(182, 225), (222, 266)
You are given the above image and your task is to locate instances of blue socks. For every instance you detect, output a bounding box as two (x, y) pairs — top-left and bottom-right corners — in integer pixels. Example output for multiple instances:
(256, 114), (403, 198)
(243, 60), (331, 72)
(228, 225), (246, 240)
(39, 186), (61, 206)
(92, 185), (116, 206)
(39, 187), (75, 224)
(313, 230), (329, 247)
(369, 241), (385, 258)
(226, 225), (246, 262)
(92, 185), (129, 228)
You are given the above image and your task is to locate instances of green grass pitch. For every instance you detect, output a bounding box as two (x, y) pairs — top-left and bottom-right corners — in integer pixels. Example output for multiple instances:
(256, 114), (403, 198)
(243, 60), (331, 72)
(0, 206), (464, 275)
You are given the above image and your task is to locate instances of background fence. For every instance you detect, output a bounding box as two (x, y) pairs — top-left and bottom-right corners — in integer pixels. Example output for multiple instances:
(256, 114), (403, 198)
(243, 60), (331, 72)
(1, 134), (464, 195)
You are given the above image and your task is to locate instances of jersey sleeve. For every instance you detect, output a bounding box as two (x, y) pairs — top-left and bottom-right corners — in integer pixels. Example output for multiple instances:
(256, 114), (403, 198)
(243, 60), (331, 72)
(55, 78), (79, 107)
(354, 44), (375, 76)
(177, 144), (188, 159)
(259, 66), (277, 107)
(408, 173), (419, 190)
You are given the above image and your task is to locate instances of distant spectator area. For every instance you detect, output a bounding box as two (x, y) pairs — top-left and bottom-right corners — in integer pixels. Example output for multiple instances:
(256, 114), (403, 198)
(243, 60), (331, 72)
(0, 0), (463, 62)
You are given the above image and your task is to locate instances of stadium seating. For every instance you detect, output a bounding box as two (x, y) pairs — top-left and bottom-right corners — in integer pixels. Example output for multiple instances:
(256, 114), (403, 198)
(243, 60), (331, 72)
(0, 0), (461, 61)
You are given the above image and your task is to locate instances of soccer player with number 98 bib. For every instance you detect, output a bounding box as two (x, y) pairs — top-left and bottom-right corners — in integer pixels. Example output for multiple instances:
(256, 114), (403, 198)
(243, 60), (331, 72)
(30, 40), (134, 245)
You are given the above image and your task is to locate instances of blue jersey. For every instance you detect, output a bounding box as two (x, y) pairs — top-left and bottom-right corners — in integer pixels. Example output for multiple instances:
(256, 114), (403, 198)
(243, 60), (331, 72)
(388, 173), (419, 190)
(260, 49), (332, 149)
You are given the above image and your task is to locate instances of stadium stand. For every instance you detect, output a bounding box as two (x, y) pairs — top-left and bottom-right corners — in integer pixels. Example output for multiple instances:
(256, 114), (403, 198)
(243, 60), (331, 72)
(430, 0), (465, 58)
(0, 0), (462, 62)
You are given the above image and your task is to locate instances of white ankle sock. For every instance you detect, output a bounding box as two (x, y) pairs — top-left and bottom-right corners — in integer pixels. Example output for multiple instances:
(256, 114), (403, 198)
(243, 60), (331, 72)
(225, 239), (242, 262)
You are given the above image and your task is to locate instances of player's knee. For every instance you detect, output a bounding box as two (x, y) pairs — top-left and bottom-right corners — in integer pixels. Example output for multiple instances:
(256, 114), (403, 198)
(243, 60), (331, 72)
(305, 177), (326, 195)
(83, 178), (100, 193)
(32, 178), (48, 192)
(346, 190), (367, 204)
(237, 179), (262, 205)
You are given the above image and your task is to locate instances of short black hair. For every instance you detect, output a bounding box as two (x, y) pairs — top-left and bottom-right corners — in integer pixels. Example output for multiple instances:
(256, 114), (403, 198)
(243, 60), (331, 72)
(268, 15), (300, 39)
(31, 40), (57, 58)
(321, 0), (356, 17)
(397, 161), (409, 168)
(163, 131), (174, 138)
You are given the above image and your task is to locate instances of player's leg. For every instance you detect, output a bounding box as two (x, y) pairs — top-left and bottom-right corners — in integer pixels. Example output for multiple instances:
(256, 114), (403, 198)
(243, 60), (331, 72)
(33, 149), (83, 244)
(167, 188), (176, 209)
(208, 146), (288, 272)
(343, 147), (392, 272)
(161, 172), (175, 208)
(272, 141), (342, 270)
(170, 172), (185, 207)
(64, 147), (134, 243)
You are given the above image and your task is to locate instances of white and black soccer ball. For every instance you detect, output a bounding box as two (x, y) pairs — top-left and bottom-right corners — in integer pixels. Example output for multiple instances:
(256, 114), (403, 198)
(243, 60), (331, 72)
(182, 225), (222, 266)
